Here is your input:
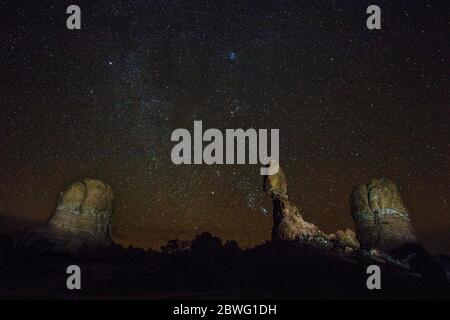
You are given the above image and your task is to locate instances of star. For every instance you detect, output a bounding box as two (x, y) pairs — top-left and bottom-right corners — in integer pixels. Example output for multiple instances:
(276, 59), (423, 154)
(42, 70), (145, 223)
(227, 51), (237, 61)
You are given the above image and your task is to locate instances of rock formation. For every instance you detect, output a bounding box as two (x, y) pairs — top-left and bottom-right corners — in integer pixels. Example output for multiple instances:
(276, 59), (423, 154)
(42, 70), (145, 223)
(350, 177), (417, 251)
(263, 161), (323, 241)
(43, 178), (114, 253)
(263, 160), (287, 201)
(273, 199), (323, 241)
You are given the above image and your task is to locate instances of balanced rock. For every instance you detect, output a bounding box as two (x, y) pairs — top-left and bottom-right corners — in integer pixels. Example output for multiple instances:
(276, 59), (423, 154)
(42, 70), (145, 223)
(44, 178), (114, 252)
(272, 199), (323, 241)
(263, 160), (288, 200)
(350, 177), (416, 251)
(264, 161), (323, 241)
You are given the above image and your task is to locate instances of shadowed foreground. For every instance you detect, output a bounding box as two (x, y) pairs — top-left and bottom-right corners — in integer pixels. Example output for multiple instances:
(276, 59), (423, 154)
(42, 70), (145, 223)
(0, 231), (449, 299)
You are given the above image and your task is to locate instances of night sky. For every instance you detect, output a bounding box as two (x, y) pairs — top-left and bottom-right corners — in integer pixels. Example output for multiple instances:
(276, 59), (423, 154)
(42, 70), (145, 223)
(1, 1), (448, 253)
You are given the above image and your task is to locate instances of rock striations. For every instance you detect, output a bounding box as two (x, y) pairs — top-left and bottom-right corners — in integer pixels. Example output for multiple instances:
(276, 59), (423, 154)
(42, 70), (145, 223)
(43, 178), (114, 253)
(350, 177), (417, 251)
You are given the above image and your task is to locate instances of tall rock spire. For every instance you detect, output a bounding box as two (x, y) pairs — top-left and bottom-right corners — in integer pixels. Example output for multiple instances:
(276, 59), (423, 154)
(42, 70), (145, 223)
(263, 161), (323, 241)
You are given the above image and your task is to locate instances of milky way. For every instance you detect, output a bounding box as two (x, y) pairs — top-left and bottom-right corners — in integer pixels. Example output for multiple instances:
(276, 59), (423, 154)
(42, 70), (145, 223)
(1, 1), (448, 253)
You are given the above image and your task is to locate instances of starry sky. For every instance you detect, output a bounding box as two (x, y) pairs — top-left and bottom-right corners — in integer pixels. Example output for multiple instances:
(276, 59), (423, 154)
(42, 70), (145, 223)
(0, 0), (449, 253)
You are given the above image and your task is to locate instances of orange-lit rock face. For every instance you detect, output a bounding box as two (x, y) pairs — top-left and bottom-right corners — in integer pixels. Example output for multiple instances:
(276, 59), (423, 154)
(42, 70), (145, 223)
(46, 178), (113, 252)
(263, 161), (288, 201)
(264, 163), (323, 241)
(273, 199), (323, 241)
(350, 178), (417, 251)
